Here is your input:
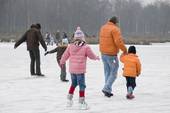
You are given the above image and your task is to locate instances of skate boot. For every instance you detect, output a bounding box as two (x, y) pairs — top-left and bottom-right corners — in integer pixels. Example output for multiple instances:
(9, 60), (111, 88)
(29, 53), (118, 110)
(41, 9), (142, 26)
(79, 97), (89, 110)
(102, 90), (113, 97)
(66, 94), (73, 107)
(126, 93), (135, 99)
(126, 86), (135, 99)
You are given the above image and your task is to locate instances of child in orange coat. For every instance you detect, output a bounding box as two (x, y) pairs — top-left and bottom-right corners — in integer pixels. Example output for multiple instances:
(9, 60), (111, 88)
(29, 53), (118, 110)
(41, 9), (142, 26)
(120, 46), (141, 99)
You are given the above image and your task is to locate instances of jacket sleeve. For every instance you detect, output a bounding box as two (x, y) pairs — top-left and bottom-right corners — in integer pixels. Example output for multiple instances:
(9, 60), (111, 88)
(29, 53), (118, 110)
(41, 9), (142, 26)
(48, 47), (58, 54)
(120, 53), (126, 63)
(37, 31), (47, 51)
(60, 46), (70, 64)
(86, 46), (98, 60)
(136, 58), (141, 76)
(112, 28), (127, 53)
(14, 32), (27, 48)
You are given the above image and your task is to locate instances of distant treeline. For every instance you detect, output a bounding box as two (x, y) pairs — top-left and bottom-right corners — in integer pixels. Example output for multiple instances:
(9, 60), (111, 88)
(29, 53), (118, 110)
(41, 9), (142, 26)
(0, 0), (170, 40)
(1, 33), (170, 45)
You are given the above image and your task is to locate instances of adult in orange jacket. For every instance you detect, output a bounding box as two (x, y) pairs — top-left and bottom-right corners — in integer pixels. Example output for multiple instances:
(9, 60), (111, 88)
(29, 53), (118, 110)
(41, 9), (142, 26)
(99, 16), (127, 97)
(120, 46), (141, 99)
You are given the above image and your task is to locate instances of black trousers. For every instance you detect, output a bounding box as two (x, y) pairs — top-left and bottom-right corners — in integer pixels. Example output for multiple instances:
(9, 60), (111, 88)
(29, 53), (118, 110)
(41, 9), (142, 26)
(125, 76), (136, 90)
(29, 49), (41, 75)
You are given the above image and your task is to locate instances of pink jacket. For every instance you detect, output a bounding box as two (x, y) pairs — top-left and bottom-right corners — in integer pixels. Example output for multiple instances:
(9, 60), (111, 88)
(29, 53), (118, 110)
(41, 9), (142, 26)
(60, 44), (98, 74)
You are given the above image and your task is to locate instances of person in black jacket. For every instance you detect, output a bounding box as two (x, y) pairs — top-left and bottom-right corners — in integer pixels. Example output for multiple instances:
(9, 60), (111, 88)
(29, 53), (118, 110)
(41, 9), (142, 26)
(14, 23), (47, 76)
(45, 38), (69, 82)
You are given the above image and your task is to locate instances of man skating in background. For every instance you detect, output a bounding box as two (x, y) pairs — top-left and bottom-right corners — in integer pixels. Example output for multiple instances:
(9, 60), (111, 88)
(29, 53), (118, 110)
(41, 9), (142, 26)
(14, 23), (47, 76)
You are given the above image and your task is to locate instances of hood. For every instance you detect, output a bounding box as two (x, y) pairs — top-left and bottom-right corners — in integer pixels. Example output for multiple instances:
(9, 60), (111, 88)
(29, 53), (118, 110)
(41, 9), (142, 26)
(70, 40), (86, 53)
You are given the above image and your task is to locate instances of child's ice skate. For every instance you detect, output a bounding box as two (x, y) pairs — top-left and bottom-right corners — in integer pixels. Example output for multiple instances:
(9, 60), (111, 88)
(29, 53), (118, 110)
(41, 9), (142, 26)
(66, 99), (73, 107)
(126, 86), (135, 100)
(126, 93), (135, 99)
(79, 101), (89, 110)
(79, 97), (89, 110)
(66, 94), (73, 107)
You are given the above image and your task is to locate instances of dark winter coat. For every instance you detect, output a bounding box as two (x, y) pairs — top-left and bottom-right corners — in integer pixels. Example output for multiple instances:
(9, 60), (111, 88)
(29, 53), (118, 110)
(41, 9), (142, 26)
(14, 27), (47, 51)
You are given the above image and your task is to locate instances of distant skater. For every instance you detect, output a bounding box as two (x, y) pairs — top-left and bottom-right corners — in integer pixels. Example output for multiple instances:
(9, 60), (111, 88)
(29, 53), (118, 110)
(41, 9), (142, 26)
(55, 30), (61, 45)
(14, 23), (47, 76)
(120, 46), (141, 99)
(45, 32), (51, 46)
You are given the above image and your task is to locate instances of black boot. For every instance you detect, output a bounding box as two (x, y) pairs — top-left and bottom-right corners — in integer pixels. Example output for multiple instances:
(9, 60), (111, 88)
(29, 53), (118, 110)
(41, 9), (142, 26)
(36, 73), (45, 76)
(31, 73), (36, 76)
(102, 90), (113, 97)
(61, 79), (69, 82)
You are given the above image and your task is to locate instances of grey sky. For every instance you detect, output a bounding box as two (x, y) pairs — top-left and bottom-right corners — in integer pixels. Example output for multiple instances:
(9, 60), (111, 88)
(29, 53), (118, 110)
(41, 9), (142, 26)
(140, 0), (169, 5)
(140, 0), (156, 4)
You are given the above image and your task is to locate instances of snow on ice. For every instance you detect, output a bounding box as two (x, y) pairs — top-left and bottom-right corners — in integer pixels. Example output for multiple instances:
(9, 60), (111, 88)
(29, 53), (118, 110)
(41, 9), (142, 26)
(0, 42), (170, 113)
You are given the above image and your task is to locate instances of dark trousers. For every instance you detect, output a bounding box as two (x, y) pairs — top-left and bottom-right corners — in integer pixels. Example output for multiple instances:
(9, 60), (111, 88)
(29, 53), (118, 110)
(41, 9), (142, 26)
(29, 49), (41, 75)
(57, 59), (66, 80)
(125, 77), (136, 90)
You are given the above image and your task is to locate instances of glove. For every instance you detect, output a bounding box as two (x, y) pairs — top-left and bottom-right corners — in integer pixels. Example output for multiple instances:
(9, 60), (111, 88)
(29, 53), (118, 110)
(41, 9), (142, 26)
(60, 64), (64, 69)
(44, 47), (47, 52)
(137, 73), (140, 77)
(44, 51), (49, 56)
(14, 44), (17, 49)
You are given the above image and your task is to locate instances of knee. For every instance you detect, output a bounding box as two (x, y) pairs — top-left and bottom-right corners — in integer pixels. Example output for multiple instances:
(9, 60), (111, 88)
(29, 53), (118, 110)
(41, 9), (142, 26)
(71, 83), (77, 88)
(79, 84), (86, 91)
(112, 74), (117, 79)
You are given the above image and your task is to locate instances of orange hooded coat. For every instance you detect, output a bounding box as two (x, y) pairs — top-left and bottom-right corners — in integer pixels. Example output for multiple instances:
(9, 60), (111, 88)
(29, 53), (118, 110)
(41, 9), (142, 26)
(120, 53), (141, 77)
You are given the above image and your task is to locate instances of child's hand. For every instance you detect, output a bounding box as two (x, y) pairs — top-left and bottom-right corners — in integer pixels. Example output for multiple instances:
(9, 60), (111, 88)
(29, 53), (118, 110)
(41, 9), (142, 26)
(96, 56), (100, 60)
(59, 61), (64, 69)
(60, 64), (64, 69)
(122, 52), (127, 55)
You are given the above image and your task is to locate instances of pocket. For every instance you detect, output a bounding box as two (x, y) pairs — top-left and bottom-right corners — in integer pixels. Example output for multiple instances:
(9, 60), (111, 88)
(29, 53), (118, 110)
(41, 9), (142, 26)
(111, 57), (119, 70)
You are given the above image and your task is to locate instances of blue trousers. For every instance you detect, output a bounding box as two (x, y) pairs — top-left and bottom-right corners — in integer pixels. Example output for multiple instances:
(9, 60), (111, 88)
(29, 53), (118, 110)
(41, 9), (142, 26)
(71, 73), (86, 91)
(102, 54), (119, 93)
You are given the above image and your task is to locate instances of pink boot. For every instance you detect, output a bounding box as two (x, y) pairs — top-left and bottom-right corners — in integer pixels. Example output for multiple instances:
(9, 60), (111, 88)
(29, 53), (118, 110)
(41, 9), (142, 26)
(126, 94), (135, 99)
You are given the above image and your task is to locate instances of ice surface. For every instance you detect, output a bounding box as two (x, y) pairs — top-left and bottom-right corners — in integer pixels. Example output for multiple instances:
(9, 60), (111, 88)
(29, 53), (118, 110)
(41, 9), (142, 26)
(0, 42), (170, 113)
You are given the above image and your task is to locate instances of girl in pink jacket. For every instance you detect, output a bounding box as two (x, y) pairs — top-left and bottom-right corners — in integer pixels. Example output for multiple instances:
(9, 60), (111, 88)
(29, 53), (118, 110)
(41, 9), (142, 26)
(60, 27), (99, 109)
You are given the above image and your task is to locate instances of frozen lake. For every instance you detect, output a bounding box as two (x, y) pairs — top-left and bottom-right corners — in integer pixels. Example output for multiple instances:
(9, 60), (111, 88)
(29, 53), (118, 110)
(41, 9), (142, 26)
(0, 42), (170, 113)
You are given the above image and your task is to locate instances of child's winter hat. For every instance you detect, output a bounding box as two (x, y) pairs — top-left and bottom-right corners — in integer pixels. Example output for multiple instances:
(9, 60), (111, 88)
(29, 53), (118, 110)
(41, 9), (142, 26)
(62, 38), (69, 45)
(74, 27), (85, 41)
(128, 46), (136, 54)
(109, 16), (119, 24)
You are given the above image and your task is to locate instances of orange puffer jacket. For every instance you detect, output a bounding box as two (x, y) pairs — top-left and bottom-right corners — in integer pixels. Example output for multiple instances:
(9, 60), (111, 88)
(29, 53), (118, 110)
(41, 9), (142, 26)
(99, 22), (127, 55)
(120, 53), (141, 77)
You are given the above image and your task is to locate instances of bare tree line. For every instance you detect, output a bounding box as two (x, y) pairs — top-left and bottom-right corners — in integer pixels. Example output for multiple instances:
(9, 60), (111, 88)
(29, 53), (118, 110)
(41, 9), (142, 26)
(0, 0), (170, 38)
(113, 0), (170, 37)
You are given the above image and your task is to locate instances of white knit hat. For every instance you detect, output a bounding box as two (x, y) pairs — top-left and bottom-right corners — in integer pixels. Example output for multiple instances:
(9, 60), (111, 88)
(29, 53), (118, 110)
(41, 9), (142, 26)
(74, 27), (85, 41)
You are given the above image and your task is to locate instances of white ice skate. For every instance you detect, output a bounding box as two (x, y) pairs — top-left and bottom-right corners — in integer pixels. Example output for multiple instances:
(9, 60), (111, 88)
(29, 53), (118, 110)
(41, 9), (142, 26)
(66, 94), (73, 107)
(79, 101), (89, 110)
(66, 99), (73, 107)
